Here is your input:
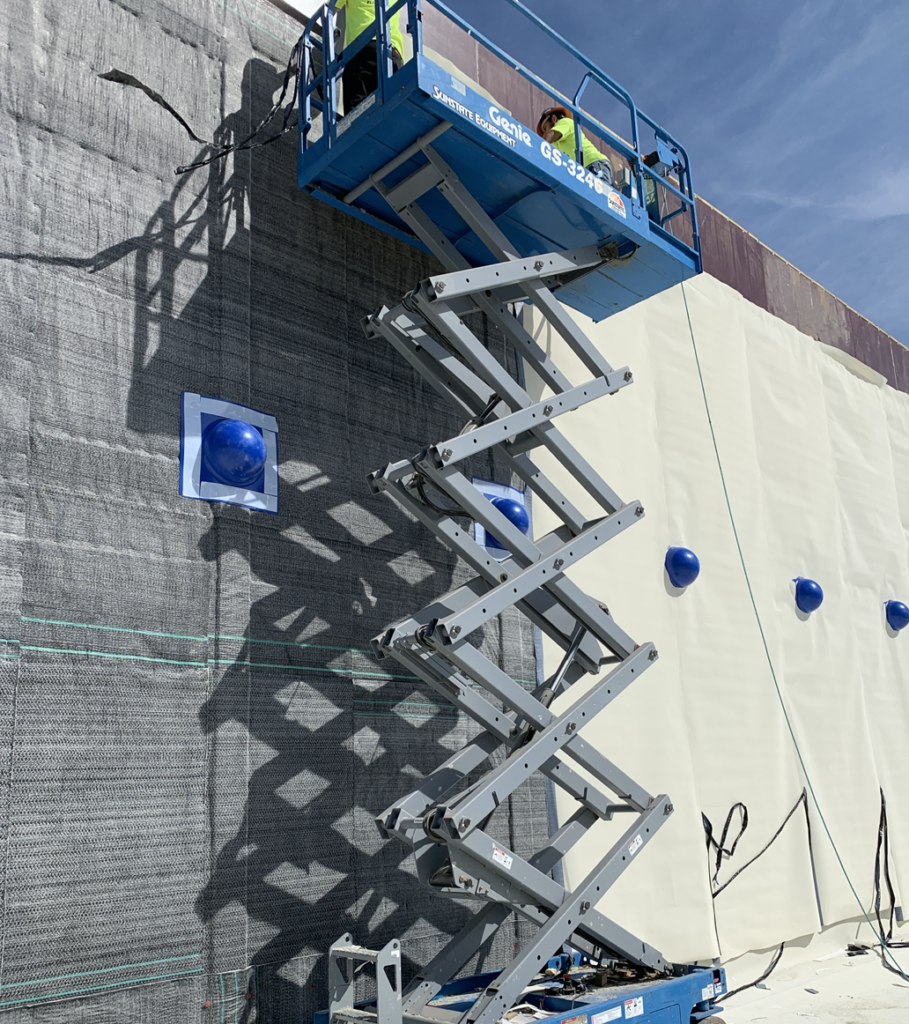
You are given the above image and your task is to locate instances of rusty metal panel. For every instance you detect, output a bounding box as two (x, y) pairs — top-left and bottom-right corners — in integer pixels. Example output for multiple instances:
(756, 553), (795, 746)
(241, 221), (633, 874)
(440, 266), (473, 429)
(697, 202), (907, 391)
(761, 248), (855, 356)
(476, 45), (535, 122)
(697, 200), (768, 312)
(844, 305), (896, 383)
(422, 3), (479, 82)
(526, 80), (554, 122)
(889, 338), (909, 394)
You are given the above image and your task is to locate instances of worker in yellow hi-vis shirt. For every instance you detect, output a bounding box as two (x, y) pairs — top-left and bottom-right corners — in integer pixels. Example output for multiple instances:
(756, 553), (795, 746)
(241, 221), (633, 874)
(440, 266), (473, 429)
(535, 105), (613, 186)
(337, 0), (405, 110)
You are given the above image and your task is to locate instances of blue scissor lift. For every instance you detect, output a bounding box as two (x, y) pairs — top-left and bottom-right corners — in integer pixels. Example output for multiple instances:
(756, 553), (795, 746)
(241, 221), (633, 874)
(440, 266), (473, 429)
(298, 4), (725, 1024)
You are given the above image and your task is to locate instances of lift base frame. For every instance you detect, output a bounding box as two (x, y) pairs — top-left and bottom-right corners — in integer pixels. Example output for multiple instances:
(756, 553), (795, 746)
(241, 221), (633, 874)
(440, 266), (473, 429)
(316, 956), (728, 1024)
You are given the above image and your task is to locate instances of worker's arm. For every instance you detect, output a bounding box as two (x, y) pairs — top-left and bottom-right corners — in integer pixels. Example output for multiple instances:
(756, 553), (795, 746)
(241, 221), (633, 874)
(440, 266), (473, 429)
(550, 117), (576, 150)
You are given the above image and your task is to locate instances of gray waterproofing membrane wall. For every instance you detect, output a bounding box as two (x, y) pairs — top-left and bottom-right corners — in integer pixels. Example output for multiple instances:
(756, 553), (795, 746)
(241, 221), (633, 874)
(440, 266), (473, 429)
(0, 0), (546, 1020)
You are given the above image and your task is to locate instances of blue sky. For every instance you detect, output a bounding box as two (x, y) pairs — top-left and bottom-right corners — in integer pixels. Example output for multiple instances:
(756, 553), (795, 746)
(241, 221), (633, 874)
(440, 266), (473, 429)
(444, 0), (909, 343)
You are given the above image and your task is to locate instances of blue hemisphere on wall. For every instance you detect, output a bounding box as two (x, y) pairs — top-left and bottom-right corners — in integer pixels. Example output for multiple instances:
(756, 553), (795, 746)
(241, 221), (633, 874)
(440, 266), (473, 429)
(665, 546), (700, 588)
(180, 393), (279, 513)
(885, 600), (909, 632)
(201, 418), (268, 488)
(794, 577), (824, 614)
(485, 495), (531, 551)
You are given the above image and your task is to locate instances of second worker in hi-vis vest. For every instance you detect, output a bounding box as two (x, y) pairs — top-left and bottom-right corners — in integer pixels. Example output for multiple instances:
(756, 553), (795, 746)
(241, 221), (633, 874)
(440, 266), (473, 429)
(337, 0), (405, 110)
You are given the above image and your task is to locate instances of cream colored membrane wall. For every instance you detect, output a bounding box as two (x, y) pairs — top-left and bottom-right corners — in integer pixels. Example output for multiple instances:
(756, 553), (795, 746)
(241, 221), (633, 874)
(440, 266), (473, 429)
(524, 273), (909, 965)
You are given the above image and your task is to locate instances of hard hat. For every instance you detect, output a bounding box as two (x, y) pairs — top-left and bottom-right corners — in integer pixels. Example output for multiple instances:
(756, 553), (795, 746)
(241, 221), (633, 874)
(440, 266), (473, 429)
(536, 106), (571, 137)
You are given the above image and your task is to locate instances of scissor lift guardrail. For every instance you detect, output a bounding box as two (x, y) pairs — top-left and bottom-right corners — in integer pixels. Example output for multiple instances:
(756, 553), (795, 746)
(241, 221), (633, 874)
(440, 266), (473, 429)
(298, 0), (702, 324)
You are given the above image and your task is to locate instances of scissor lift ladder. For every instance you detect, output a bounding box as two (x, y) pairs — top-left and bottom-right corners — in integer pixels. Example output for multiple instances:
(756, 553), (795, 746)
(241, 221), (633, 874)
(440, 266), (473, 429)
(329, 134), (687, 1024)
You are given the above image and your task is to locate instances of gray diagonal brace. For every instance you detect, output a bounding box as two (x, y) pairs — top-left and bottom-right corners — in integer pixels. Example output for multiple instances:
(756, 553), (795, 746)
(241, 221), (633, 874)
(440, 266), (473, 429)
(433, 505), (640, 645)
(370, 309), (591, 532)
(428, 375), (618, 467)
(371, 477), (612, 670)
(418, 463), (637, 656)
(413, 298), (532, 412)
(402, 902), (512, 1012)
(376, 181), (470, 272)
(384, 161), (445, 209)
(403, 315), (625, 515)
(343, 121), (452, 204)
(364, 309), (480, 420)
(472, 289), (575, 395)
(422, 146), (615, 381)
(433, 641), (652, 811)
(423, 147), (520, 261)
(368, 573), (601, 675)
(527, 806), (599, 874)
(445, 803), (671, 971)
(383, 645), (632, 821)
(499, 448), (586, 535)
(439, 644), (656, 835)
(425, 247), (603, 302)
(372, 545), (605, 677)
(460, 799), (672, 1024)
(376, 729), (499, 838)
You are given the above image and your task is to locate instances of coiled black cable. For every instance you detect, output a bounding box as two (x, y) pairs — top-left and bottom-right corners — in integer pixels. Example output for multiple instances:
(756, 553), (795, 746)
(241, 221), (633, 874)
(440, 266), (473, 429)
(175, 32), (305, 174)
(872, 789), (909, 975)
(414, 473), (471, 521)
(706, 790), (809, 899)
(703, 802), (748, 888)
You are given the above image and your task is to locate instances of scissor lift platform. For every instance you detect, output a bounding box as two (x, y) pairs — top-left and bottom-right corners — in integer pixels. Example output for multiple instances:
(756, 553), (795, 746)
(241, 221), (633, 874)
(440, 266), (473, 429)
(298, 1), (701, 323)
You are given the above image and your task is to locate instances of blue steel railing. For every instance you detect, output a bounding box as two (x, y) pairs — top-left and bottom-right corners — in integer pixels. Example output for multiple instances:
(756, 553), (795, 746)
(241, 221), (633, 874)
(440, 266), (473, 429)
(299, 0), (699, 258)
(300, 0), (413, 155)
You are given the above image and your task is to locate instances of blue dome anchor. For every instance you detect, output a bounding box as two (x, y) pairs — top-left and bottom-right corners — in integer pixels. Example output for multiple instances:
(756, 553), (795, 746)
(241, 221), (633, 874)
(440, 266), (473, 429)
(484, 495), (531, 552)
(201, 418), (268, 489)
(179, 393), (279, 513)
(885, 600), (909, 633)
(665, 546), (700, 589)
(794, 577), (824, 614)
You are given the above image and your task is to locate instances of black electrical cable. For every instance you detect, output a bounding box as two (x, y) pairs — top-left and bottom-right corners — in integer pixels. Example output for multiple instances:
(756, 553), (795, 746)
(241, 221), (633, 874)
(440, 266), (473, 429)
(706, 788), (909, 984)
(721, 942), (785, 1001)
(175, 32), (305, 175)
(872, 789), (909, 976)
(703, 803), (748, 887)
(709, 790), (808, 899)
(457, 393), (502, 436)
(414, 473), (471, 521)
(98, 70), (210, 143)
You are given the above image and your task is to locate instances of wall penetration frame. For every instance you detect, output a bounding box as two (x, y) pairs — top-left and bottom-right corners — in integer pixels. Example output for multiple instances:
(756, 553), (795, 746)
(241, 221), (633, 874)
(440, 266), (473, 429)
(180, 393), (279, 513)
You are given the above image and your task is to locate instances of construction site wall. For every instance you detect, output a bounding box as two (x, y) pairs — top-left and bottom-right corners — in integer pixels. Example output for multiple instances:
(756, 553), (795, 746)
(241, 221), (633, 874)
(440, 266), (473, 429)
(0, 1), (546, 1020)
(2, 0), (908, 1020)
(528, 274), (909, 985)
